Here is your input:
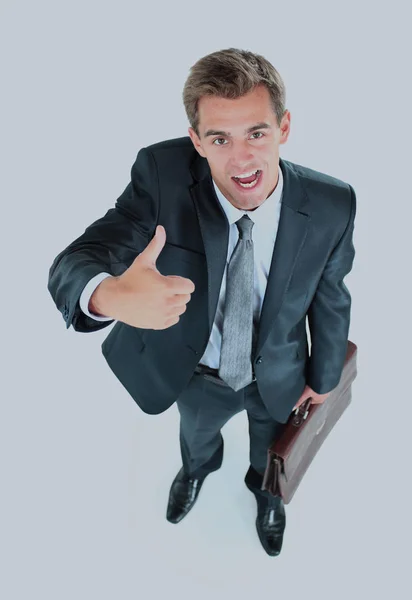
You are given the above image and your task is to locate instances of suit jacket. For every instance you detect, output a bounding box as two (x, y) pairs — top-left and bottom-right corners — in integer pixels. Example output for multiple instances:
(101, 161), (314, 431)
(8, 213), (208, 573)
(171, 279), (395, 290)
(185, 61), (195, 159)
(48, 136), (356, 424)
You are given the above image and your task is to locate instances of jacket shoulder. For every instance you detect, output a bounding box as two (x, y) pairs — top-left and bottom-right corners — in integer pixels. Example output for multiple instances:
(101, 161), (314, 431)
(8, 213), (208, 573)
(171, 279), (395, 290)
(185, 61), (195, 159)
(285, 159), (350, 191)
(142, 136), (196, 184)
(283, 160), (355, 238)
(145, 136), (193, 154)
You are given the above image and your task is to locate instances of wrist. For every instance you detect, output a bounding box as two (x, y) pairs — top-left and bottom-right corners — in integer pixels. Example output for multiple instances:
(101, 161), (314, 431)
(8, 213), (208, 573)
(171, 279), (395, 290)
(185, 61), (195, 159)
(88, 276), (119, 318)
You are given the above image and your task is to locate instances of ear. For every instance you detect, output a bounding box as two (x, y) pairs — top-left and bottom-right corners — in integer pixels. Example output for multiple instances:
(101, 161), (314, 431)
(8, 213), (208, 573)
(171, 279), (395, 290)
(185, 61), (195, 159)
(279, 110), (291, 145)
(188, 127), (207, 158)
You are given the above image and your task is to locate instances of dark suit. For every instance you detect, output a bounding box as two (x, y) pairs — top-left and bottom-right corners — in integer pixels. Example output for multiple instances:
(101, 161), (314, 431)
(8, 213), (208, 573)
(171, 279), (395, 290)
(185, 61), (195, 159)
(48, 136), (356, 433)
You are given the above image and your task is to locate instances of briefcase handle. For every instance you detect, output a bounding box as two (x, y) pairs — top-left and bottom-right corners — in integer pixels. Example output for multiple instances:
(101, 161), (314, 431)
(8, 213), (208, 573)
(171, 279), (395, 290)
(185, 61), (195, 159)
(292, 397), (312, 427)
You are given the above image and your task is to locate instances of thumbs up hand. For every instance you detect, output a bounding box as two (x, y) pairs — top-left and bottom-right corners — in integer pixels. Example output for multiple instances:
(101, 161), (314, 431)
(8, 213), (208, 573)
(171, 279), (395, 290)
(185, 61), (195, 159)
(89, 225), (195, 329)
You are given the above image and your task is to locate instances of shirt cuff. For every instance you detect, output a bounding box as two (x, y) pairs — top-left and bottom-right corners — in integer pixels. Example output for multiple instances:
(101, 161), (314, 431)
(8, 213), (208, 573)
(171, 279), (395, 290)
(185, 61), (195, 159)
(79, 272), (115, 321)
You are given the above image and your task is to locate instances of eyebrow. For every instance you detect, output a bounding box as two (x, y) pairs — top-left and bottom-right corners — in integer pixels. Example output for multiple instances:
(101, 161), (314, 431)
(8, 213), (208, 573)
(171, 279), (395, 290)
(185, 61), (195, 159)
(204, 122), (271, 138)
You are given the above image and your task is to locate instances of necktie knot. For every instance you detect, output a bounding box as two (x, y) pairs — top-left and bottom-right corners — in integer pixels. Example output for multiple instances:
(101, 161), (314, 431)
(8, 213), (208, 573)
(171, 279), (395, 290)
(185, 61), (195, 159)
(236, 215), (254, 241)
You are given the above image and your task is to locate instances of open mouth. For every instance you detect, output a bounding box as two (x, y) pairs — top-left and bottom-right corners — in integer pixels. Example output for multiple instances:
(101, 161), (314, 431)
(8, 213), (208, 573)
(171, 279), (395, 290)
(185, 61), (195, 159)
(231, 169), (262, 190)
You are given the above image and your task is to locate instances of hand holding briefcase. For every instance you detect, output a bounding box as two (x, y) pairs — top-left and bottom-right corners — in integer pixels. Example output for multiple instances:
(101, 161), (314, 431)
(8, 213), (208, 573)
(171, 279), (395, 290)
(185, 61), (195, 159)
(262, 340), (358, 503)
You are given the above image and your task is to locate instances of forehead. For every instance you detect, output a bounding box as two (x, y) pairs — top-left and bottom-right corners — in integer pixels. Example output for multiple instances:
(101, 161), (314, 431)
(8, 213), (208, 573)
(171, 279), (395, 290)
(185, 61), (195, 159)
(198, 85), (275, 133)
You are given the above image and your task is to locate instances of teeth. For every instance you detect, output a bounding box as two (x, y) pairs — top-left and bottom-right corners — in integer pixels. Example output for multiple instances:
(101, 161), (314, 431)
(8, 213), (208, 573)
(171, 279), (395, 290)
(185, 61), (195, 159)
(234, 169), (259, 178)
(236, 176), (260, 188)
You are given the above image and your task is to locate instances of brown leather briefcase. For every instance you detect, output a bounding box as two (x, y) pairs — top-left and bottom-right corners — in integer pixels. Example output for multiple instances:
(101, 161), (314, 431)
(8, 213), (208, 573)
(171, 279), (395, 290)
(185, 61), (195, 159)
(261, 340), (358, 503)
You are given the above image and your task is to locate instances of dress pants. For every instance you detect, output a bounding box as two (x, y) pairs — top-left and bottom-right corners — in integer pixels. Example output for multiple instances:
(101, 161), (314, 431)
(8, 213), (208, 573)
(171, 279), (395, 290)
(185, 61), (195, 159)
(176, 368), (285, 506)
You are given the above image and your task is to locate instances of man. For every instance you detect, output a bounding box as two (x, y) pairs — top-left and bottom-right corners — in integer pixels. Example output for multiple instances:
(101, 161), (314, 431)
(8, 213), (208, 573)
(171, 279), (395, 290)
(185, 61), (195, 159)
(48, 48), (356, 556)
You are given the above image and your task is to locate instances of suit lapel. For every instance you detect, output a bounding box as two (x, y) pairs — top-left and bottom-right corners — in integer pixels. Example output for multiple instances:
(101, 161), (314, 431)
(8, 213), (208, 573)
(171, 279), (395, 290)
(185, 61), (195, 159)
(189, 153), (311, 355)
(190, 171), (230, 337)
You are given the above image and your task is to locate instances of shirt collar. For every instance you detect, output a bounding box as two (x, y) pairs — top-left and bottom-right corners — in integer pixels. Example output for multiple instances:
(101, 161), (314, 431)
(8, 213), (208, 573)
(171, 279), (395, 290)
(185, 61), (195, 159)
(212, 164), (283, 226)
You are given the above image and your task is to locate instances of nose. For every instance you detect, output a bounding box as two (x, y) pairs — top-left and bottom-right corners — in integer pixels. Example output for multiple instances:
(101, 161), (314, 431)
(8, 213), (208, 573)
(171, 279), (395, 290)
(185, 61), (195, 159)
(230, 141), (255, 172)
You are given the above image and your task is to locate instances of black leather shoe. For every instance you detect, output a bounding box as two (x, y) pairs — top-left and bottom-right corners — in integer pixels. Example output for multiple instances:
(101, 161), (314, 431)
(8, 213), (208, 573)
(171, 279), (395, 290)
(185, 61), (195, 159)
(166, 467), (207, 524)
(245, 474), (286, 556)
(254, 495), (286, 556)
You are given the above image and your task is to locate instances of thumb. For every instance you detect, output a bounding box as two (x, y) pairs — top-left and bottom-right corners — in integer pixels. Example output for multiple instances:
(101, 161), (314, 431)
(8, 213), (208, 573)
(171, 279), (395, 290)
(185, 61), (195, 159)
(140, 225), (166, 267)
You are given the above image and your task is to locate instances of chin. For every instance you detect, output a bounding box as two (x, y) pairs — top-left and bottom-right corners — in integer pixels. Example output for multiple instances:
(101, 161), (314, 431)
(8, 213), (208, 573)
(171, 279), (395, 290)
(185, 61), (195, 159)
(240, 192), (265, 205)
(234, 198), (262, 211)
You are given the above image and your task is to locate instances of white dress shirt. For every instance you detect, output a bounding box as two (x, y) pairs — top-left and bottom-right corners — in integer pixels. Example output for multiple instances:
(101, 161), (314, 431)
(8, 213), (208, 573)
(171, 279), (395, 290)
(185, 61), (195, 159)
(79, 166), (284, 368)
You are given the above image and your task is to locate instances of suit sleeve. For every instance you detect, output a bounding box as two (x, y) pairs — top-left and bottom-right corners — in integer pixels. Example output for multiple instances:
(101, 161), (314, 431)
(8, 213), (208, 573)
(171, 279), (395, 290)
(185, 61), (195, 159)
(306, 184), (357, 394)
(47, 147), (159, 333)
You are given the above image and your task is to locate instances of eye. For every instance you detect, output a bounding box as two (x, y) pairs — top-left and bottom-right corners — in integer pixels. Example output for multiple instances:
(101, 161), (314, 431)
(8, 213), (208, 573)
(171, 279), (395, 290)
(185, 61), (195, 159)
(212, 137), (227, 146)
(251, 131), (264, 139)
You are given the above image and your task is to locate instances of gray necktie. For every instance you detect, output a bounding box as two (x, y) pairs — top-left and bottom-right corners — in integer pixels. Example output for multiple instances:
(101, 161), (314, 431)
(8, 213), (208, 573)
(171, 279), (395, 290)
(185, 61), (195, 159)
(218, 214), (255, 391)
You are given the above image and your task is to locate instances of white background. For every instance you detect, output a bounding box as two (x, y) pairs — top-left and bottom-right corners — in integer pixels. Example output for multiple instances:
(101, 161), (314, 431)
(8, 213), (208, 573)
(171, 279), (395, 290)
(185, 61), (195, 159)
(1, 0), (411, 598)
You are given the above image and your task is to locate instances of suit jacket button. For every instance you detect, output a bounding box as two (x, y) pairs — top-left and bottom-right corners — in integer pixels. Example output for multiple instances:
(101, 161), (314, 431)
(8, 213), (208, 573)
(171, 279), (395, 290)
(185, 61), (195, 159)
(256, 357), (263, 364)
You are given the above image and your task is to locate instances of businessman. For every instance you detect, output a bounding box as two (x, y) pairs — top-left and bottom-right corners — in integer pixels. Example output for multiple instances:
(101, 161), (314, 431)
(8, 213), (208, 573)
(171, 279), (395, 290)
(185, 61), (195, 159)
(48, 48), (356, 556)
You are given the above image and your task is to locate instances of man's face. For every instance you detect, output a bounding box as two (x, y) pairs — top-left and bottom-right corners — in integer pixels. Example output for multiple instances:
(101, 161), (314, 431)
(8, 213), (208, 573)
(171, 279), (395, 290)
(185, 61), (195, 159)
(188, 84), (291, 211)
